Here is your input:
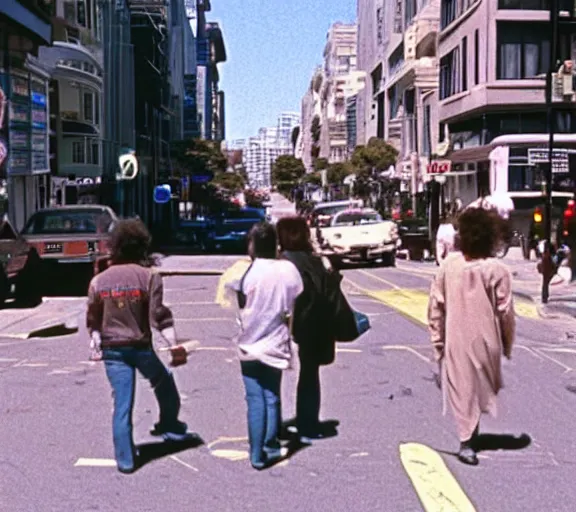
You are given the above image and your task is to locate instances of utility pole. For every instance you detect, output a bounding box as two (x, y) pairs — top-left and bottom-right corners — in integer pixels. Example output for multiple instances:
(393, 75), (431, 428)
(542, 0), (559, 303)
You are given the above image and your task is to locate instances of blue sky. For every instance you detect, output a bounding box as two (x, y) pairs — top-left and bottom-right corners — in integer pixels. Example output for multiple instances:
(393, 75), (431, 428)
(207, 1), (356, 141)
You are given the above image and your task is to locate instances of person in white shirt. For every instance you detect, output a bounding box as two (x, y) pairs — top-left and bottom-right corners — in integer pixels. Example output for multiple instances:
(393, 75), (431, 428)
(233, 222), (304, 469)
(436, 200), (461, 265)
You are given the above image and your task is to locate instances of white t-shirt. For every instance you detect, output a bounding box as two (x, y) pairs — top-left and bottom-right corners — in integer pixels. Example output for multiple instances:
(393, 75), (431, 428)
(436, 223), (457, 262)
(235, 258), (304, 370)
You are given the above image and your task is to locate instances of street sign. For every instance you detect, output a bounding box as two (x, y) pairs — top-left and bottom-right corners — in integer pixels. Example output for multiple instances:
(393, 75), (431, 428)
(426, 160), (451, 175)
(117, 148), (138, 180)
(153, 184), (172, 204)
(528, 148), (569, 173)
(190, 171), (214, 184)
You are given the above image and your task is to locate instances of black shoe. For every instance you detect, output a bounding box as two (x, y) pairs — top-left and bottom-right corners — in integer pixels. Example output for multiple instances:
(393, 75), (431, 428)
(457, 444), (479, 466)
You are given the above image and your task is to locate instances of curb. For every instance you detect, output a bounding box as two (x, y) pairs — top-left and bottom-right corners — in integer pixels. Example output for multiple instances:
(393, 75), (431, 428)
(512, 289), (575, 320)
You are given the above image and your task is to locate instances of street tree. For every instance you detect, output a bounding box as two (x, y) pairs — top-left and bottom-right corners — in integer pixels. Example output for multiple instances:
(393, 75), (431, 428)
(326, 162), (352, 185)
(301, 172), (322, 186)
(272, 155), (306, 196)
(313, 157), (329, 172)
(351, 137), (398, 178)
(311, 116), (321, 144)
(212, 171), (245, 194)
(171, 138), (228, 178)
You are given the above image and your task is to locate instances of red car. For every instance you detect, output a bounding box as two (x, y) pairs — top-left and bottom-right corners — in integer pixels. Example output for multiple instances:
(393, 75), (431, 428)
(0, 219), (42, 307)
(21, 205), (117, 268)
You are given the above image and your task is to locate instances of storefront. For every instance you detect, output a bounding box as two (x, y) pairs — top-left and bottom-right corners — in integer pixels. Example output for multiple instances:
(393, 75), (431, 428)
(0, 2), (52, 230)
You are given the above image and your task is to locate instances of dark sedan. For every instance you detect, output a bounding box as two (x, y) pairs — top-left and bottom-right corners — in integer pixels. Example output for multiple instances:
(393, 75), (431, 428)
(0, 219), (42, 307)
(207, 207), (266, 253)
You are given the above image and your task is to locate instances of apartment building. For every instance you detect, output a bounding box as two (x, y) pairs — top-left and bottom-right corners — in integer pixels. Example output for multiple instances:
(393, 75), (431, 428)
(241, 112), (300, 188)
(319, 23), (367, 163)
(436, 0), (576, 206)
(356, 0), (386, 144)
(299, 67), (323, 172)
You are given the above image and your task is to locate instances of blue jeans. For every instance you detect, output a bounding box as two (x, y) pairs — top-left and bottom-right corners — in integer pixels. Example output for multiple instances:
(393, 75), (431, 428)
(240, 360), (282, 468)
(103, 347), (182, 471)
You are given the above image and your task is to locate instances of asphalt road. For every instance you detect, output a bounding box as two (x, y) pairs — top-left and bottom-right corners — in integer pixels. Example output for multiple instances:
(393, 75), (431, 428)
(2, 256), (576, 512)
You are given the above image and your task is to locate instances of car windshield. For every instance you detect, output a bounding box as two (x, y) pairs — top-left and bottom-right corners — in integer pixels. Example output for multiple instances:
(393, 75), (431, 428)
(314, 204), (357, 217)
(22, 209), (114, 235)
(334, 212), (382, 226)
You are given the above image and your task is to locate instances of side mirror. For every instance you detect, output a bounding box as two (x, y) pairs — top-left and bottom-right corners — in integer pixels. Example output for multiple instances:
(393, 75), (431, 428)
(153, 184), (172, 204)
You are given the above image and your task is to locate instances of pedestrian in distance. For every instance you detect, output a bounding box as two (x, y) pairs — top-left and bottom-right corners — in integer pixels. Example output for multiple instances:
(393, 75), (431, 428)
(232, 222), (303, 469)
(435, 199), (462, 265)
(86, 218), (194, 474)
(428, 208), (516, 466)
(277, 216), (337, 443)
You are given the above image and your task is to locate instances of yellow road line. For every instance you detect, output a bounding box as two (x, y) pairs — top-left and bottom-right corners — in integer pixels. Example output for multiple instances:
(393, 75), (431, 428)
(350, 270), (540, 322)
(399, 443), (476, 512)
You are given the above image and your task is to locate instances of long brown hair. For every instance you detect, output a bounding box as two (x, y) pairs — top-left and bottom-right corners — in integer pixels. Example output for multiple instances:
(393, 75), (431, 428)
(276, 216), (314, 253)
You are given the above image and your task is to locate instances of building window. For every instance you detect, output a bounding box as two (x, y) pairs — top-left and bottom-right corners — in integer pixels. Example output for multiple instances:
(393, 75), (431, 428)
(441, 0), (458, 29)
(497, 22), (550, 79)
(376, 7), (384, 46)
(83, 92), (99, 125)
(474, 30), (479, 85)
(77, 0), (86, 27)
(498, 0), (548, 9)
(440, 47), (461, 99)
(88, 141), (100, 165)
(422, 105), (431, 156)
(394, 0), (403, 33)
(405, 0), (417, 26)
(462, 37), (468, 91)
(72, 141), (85, 163)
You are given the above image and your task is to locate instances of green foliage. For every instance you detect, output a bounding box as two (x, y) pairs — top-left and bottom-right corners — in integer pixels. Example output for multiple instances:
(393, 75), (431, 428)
(351, 137), (398, 178)
(212, 171), (245, 193)
(313, 157), (329, 172)
(171, 138), (228, 178)
(301, 172), (322, 186)
(272, 155), (306, 196)
(326, 162), (352, 185)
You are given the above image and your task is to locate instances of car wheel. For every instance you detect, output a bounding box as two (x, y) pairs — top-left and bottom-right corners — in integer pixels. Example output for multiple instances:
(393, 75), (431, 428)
(15, 249), (43, 307)
(381, 252), (396, 267)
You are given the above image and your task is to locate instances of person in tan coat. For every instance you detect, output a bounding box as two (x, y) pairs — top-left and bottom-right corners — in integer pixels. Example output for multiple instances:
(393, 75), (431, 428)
(428, 208), (515, 466)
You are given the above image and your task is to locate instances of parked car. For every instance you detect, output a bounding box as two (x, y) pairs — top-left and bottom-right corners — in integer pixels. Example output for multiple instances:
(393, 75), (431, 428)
(319, 208), (399, 267)
(21, 205), (118, 268)
(396, 217), (431, 261)
(207, 207), (266, 253)
(0, 218), (43, 307)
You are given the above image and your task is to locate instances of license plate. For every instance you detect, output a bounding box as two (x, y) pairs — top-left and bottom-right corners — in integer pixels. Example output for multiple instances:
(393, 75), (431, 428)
(44, 242), (63, 254)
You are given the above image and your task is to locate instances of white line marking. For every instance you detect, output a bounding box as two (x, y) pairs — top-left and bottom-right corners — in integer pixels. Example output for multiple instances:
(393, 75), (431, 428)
(170, 455), (199, 472)
(175, 317), (233, 322)
(0, 358), (19, 362)
(74, 458), (116, 467)
(336, 348), (362, 353)
(382, 345), (431, 363)
(19, 363), (49, 367)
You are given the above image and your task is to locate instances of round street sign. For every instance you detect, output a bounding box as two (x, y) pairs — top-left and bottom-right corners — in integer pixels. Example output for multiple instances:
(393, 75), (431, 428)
(118, 148), (138, 180)
(153, 184), (172, 204)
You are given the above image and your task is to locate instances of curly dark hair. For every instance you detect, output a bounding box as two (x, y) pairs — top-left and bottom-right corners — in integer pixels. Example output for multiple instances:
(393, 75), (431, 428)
(457, 208), (503, 259)
(277, 216), (313, 252)
(109, 218), (152, 264)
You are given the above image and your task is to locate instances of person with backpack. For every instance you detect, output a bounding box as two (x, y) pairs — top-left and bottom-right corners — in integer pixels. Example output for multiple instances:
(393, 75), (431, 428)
(86, 219), (193, 474)
(233, 222), (304, 469)
(276, 216), (337, 442)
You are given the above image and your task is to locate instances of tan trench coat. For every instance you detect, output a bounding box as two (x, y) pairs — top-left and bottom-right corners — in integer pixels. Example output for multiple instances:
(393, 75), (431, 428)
(428, 252), (516, 441)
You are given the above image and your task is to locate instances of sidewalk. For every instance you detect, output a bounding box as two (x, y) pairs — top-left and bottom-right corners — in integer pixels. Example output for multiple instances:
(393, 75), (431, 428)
(508, 248), (576, 319)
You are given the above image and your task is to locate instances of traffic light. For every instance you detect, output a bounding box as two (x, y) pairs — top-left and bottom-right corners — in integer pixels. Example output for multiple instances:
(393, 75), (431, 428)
(533, 207), (543, 224)
(563, 199), (575, 236)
